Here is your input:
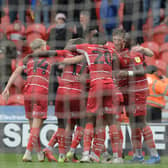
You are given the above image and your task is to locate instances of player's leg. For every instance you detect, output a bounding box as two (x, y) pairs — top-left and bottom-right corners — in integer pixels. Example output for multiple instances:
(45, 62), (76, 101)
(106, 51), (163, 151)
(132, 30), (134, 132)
(66, 93), (86, 162)
(66, 118), (85, 162)
(137, 115), (160, 164)
(105, 114), (123, 164)
(129, 91), (160, 164)
(43, 118), (66, 162)
(80, 114), (96, 163)
(90, 115), (105, 163)
(23, 118), (44, 162)
(129, 113), (144, 163)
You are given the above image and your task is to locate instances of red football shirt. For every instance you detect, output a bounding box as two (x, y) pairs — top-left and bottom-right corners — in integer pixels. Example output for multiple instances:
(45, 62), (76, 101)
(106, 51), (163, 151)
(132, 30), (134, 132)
(76, 43), (116, 85)
(23, 51), (65, 94)
(59, 50), (89, 91)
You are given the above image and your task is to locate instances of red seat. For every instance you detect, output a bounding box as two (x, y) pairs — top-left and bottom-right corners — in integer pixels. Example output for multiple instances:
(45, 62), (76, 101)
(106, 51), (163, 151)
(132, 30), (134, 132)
(151, 24), (168, 46)
(7, 94), (24, 105)
(154, 59), (167, 75)
(0, 95), (6, 105)
(142, 9), (153, 41)
(6, 23), (25, 40)
(26, 33), (44, 44)
(141, 41), (160, 58)
(13, 75), (25, 93)
(11, 59), (17, 72)
(159, 43), (168, 58)
(26, 24), (47, 44)
(160, 51), (168, 63)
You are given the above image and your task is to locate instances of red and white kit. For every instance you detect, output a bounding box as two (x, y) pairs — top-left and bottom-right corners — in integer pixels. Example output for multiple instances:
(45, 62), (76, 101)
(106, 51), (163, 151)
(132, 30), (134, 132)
(55, 50), (89, 119)
(23, 51), (64, 119)
(76, 43), (122, 115)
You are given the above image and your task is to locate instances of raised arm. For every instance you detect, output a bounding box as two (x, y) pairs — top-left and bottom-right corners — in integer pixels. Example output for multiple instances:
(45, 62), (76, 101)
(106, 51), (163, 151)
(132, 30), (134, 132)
(62, 55), (85, 65)
(131, 45), (154, 57)
(2, 66), (24, 103)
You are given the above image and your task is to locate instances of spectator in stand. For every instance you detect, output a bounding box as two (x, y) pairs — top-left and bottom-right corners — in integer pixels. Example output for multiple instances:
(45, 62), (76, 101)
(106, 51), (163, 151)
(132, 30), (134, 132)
(123, 0), (144, 44)
(31, 0), (52, 28)
(48, 13), (68, 50)
(72, 10), (98, 39)
(146, 65), (168, 123)
(8, 0), (30, 25)
(47, 12), (68, 105)
(0, 30), (17, 92)
(100, 0), (120, 41)
(143, 0), (168, 27)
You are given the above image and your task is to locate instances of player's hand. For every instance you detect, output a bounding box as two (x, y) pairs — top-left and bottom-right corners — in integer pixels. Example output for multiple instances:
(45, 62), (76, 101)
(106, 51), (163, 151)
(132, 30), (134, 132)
(131, 45), (144, 53)
(117, 71), (128, 78)
(2, 89), (10, 104)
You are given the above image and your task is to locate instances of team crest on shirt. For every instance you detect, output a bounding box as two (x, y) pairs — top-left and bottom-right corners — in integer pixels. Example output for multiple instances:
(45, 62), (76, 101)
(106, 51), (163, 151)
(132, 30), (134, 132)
(134, 57), (141, 63)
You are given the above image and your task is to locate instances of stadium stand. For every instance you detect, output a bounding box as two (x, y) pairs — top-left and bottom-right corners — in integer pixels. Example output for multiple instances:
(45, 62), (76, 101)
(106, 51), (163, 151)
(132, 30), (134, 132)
(0, 94), (6, 105)
(7, 94), (24, 105)
(151, 24), (168, 46)
(26, 23), (47, 44)
(159, 43), (168, 60)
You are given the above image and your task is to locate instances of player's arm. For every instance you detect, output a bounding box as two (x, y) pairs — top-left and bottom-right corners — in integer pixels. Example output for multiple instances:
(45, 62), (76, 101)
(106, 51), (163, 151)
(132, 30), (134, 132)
(2, 66), (24, 103)
(131, 45), (154, 57)
(117, 64), (145, 78)
(22, 50), (57, 64)
(65, 44), (77, 52)
(61, 55), (85, 65)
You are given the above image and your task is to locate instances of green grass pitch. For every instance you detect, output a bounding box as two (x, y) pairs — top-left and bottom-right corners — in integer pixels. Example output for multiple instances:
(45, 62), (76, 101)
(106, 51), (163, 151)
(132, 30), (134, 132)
(0, 153), (168, 168)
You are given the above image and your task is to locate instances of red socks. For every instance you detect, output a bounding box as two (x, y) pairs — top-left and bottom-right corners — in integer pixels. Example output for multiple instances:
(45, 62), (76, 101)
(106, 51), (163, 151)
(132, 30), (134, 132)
(118, 128), (123, 158)
(92, 127), (105, 157)
(48, 130), (58, 147)
(142, 126), (156, 149)
(109, 125), (120, 157)
(83, 123), (94, 152)
(71, 126), (84, 149)
(57, 128), (66, 154)
(27, 128), (40, 152)
(131, 128), (142, 153)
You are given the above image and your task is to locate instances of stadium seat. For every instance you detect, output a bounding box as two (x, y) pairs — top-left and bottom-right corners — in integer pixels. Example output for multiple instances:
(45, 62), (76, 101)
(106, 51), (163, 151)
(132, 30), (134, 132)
(0, 17), (10, 33)
(0, 24), (4, 34)
(6, 22), (25, 40)
(151, 24), (168, 46)
(160, 51), (168, 65)
(141, 41), (160, 58)
(159, 43), (168, 58)
(26, 24), (47, 44)
(11, 59), (17, 72)
(13, 75), (25, 93)
(142, 9), (153, 41)
(0, 94), (6, 105)
(6, 22), (25, 49)
(154, 59), (167, 75)
(26, 33), (44, 44)
(7, 94), (24, 105)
